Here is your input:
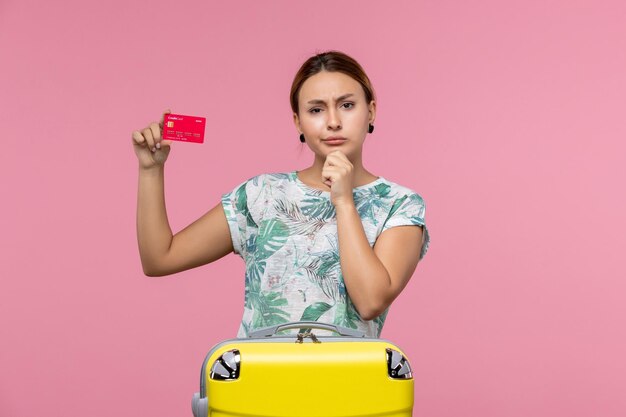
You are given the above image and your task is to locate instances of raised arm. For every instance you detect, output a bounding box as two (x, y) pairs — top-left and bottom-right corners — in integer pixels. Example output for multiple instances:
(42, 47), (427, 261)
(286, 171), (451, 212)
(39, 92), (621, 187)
(132, 110), (233, 277)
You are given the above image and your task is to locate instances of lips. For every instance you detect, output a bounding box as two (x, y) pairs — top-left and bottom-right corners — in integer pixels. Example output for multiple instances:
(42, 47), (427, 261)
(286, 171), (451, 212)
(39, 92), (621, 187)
(322, 137), (347, 146)
(322, 138), (346, 146)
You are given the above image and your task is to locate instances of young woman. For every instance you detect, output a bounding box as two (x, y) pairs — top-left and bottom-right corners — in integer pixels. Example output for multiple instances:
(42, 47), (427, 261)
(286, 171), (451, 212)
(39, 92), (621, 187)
(132, 50), (430, 338)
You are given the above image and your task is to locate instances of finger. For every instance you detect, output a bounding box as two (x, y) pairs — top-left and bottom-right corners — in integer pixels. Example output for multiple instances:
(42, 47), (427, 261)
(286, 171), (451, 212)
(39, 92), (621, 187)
(149, 122), (162, 149)
(322, 167), (339, 183)
(324, 154), (339, 166)
(325, 150), (347, 160)
(159, 109), (172, 129)
(329, 150), (350, 164)
(329, 158), (352, 173)
(155, 139), (172, 149)
(150, 122), (161, 142)
(324, 155), (348, 169)
(132, 130), (145, 145)
(142, 127), (155, 150)
(329, 149), (346, 157)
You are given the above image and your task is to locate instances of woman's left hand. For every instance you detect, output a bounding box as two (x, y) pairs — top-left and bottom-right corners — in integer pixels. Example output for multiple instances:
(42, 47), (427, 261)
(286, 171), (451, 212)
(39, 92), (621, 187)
(322, 150), (355, 207)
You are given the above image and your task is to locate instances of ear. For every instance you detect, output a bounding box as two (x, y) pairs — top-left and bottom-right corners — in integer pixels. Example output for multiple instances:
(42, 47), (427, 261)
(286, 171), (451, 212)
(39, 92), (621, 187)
(293, 112), (302, 133)
(368, 100), (376, 124)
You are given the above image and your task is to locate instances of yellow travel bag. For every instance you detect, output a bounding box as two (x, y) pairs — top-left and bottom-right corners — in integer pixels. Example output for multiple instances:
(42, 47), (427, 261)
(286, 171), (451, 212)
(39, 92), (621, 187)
(191, 321), (414, 417)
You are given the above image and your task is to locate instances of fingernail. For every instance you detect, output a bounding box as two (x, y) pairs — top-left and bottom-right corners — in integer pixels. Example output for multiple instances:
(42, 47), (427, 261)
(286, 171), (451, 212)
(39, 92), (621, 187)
(152, 147), (156, 152)
(156, 143), (161, 149)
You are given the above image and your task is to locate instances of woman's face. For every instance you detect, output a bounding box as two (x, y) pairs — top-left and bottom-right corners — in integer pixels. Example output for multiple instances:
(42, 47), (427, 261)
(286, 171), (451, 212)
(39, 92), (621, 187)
(294, 70), (375, 161)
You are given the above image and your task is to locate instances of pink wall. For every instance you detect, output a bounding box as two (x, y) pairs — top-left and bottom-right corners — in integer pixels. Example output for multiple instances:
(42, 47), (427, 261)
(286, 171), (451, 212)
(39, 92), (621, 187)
(2, 0), (625, 416)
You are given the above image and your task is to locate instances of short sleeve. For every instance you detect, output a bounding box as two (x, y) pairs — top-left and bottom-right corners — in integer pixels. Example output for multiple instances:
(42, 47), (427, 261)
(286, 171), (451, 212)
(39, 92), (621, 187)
(221, 180), (251, 258)
(381, 193), (430, 260)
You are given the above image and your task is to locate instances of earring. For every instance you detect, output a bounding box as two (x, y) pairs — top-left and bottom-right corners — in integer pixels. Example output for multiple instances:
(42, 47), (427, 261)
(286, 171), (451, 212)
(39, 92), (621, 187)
(368, 124), (375, 134)
(299, 133), (305, 143)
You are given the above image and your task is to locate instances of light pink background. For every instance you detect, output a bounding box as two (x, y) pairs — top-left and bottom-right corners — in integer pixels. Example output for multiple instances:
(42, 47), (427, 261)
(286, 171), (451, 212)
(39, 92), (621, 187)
(1, 0), (625, 416)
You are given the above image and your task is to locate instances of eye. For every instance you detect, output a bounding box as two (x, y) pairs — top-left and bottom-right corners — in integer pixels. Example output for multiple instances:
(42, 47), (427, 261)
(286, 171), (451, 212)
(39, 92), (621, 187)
(309, 108), (322, 114)
(342, 102), (354, 109)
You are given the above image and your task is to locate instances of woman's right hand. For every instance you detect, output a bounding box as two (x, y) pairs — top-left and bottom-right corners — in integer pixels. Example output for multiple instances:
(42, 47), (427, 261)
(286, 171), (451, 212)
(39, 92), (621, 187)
(132, 109), (173, 169)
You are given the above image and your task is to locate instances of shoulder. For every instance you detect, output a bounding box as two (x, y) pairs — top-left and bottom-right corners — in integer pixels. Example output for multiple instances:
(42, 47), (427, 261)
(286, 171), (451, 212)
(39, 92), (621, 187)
(227, 171), (293, 200)
(242, 172), (293, 191)
(228, 171), (284, 188)
(378, 177), (426, 206)
(372, 179), (427, 225)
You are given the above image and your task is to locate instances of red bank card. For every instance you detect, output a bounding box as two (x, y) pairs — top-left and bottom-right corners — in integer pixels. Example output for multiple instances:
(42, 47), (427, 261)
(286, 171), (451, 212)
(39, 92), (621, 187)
(162, 113), (206, 143)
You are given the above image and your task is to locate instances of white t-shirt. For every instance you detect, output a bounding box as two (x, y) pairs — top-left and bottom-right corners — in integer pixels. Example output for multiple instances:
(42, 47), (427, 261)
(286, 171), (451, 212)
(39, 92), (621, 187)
(221, 170), (430, 338)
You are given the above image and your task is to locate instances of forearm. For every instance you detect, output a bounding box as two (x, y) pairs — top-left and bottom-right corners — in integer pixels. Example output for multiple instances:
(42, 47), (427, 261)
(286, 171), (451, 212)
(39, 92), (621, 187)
(335, 202), (391, 320)
(136, 166), (173, 274)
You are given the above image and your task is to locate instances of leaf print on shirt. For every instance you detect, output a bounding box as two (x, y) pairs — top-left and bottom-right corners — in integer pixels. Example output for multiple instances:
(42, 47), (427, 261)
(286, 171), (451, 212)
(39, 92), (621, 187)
(298, 302), (333, 333)
(405, 193), (426, 219)
(250, 290), (290, 329)
(301, 257), (340, 301)
(244, 258), (266, 309)
(311, 234), (341, 277)
(300, 194), (336, 220)
(300, 302), (333, 321)
(267, 173), (292, 181)
(302, 235), (342, 301)
(372, 183), (393, 198)
(255, 218), (289, 260)
(266, 173), (291, 196)
(274, 198), (328, 236)
(243, 217), (290, 329)
(244, 218), (288, 312)
(354, 183), (393, 222)
(234, 182), (258, 228)
(387, 194), (408, 219)
(332, 300), (362, 330)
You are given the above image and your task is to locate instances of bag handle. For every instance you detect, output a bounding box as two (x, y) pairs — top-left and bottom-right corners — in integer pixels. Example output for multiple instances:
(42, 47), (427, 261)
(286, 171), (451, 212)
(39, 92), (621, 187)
(247, 321), (366, 338)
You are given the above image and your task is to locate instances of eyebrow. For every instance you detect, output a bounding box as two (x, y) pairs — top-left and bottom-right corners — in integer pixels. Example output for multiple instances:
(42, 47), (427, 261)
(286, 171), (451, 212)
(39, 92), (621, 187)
(307, 93), (355, 105)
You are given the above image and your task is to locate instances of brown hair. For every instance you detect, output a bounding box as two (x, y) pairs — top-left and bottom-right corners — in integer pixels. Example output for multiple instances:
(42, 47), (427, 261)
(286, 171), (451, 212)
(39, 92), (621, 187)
(290, 50), (376, 115)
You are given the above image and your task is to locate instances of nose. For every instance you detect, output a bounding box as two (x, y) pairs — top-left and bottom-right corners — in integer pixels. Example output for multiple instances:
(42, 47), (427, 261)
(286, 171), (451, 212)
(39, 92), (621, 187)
(326, 107), (341, 130)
